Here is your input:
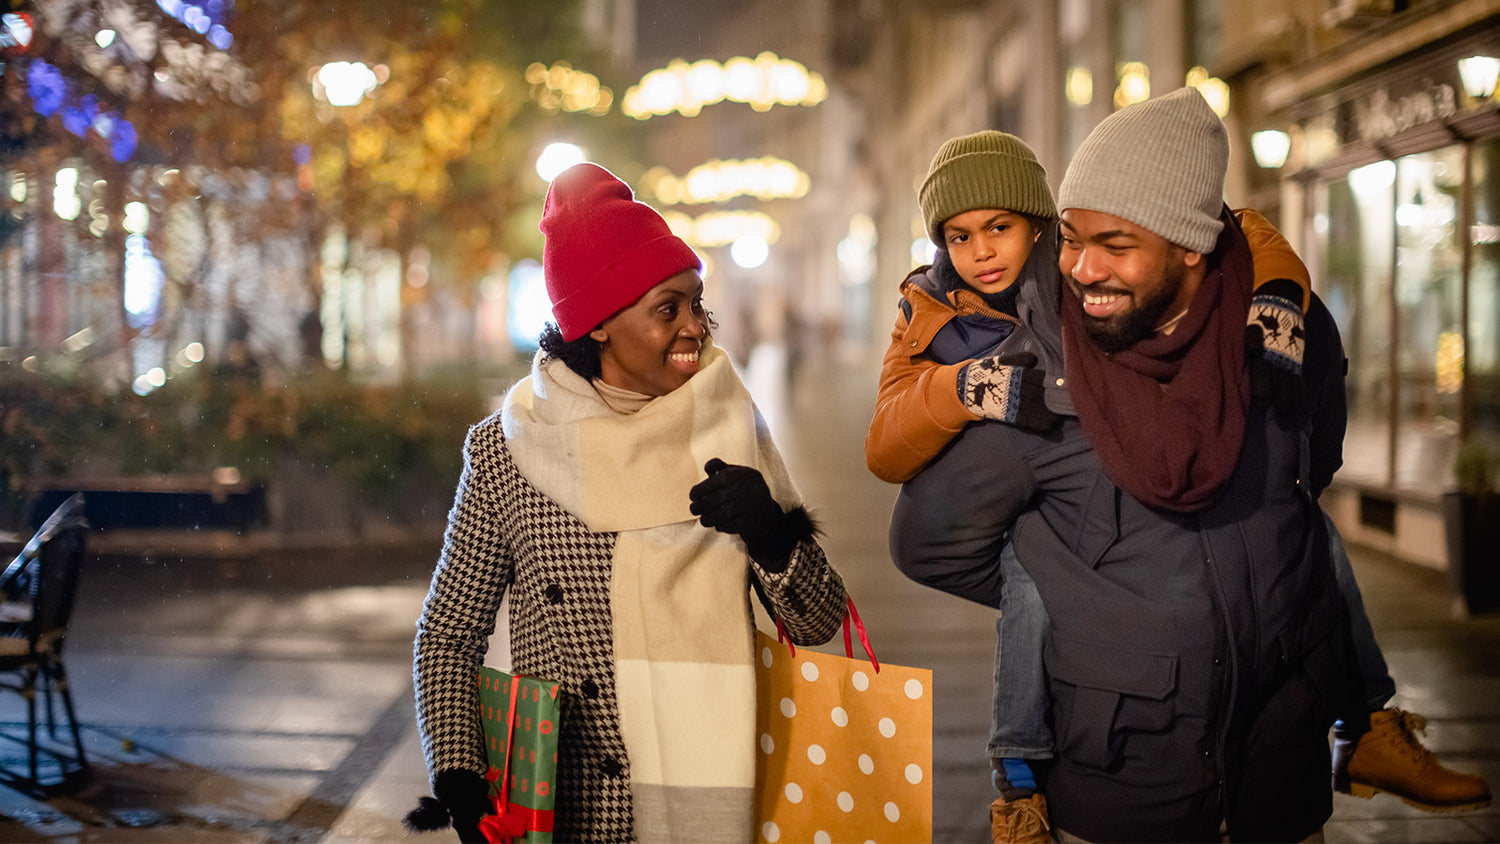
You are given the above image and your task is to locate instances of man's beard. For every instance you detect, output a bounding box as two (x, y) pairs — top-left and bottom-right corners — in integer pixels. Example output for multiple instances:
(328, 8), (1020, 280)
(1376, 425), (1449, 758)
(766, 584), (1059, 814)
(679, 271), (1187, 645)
(1079, 265), (1185, 354)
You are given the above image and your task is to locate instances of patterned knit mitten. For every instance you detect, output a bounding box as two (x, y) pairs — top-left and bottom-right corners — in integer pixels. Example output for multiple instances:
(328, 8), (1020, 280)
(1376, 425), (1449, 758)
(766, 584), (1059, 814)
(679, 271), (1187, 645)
(1245, 278), (1306, 412)
(958, 352), (1060, 433)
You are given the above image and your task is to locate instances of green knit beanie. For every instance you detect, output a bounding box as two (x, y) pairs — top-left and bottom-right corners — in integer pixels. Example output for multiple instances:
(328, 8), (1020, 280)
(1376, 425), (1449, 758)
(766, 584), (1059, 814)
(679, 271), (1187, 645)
(919, 130), (1057, 245)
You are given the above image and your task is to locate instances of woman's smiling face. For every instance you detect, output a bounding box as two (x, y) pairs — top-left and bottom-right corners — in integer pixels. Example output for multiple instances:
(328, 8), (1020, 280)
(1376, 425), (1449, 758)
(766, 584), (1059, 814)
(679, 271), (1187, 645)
(590, 269), (711, 396)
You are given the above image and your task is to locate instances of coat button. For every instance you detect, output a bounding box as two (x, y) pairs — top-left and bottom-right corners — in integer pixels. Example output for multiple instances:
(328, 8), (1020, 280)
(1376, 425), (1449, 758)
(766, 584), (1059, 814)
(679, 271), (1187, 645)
(545, 584), (564, 604)
(581, 679), (600, 700)
(908, 339), (919, 347)
(601, 757), (624, 778)
(1055, 378), (1065, 387)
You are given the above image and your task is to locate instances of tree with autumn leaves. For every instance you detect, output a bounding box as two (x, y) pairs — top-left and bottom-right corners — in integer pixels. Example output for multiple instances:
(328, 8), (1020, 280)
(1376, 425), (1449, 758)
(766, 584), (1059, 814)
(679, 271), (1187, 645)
(234, 0), (645, 351)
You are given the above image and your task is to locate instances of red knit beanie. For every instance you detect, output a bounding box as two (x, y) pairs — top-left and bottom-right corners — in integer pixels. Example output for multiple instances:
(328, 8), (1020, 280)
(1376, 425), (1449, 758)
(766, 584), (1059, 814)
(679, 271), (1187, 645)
(541, 163), (702, 341)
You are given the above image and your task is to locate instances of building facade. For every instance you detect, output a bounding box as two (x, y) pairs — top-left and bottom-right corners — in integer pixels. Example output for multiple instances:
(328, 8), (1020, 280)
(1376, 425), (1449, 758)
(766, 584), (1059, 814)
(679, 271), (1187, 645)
(1231, 0), (1500, 565)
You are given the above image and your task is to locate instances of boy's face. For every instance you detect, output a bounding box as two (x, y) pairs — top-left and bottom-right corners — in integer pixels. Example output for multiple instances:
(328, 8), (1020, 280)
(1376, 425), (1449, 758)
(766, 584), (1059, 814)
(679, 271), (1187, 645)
(941, 209), (1038, 295)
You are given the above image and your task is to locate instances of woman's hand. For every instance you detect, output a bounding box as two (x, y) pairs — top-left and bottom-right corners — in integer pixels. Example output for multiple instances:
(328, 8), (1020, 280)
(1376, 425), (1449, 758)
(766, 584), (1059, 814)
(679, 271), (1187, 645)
(689, 459), (816, 571)
(434, 768), (492, 843)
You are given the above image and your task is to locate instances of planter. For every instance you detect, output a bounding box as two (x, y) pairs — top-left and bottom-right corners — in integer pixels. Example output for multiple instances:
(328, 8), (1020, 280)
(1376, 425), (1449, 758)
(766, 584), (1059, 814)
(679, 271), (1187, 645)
(1442, 491), (1500, 616)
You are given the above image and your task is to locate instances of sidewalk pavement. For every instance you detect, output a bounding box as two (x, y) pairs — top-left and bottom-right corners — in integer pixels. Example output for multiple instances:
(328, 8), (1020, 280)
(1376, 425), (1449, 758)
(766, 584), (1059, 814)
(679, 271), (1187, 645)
(0, 354), (1493, 842)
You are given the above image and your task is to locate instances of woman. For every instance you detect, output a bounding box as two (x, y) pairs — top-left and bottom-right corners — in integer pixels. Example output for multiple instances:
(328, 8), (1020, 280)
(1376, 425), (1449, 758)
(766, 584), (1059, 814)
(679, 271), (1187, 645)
(408, 163), (847, 843)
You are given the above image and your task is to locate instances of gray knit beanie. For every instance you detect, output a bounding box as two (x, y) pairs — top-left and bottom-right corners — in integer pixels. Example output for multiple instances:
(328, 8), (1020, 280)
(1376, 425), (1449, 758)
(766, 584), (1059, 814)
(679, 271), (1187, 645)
(1057, 87), (1227, 254)
(919, 131), (1057, 244)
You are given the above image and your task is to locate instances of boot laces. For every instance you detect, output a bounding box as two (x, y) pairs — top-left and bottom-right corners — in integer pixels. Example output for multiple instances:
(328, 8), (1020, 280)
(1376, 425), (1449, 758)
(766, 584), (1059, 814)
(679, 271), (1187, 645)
(1387, 709), (1433, 763)
(1007, 799), (1051, 840)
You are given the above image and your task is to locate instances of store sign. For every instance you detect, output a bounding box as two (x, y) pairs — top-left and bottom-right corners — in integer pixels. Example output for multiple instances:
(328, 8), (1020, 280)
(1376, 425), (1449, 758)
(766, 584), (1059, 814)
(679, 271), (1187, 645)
(1352, 82), (1459, 143)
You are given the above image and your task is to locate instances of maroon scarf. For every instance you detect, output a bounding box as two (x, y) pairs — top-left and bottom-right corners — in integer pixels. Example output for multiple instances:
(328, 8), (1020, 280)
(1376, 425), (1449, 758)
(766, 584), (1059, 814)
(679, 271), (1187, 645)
(1060, 210), (1252, 512)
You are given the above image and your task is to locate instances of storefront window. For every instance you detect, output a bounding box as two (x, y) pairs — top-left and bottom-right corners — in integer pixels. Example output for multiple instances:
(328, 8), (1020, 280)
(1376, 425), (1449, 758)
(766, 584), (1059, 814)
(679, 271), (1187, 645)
(1319, 162), (1394, 486)
(1470, 142), (1500, 442)
(1392, 147), (1464, 492)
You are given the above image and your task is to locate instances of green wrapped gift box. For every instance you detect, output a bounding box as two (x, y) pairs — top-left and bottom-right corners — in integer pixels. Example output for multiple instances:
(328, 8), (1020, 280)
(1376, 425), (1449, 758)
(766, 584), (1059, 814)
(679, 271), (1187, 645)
(477, 667), (561, 844)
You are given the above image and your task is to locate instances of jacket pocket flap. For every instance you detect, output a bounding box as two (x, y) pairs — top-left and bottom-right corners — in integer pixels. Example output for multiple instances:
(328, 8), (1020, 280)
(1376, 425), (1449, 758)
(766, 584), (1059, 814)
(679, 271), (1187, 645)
(1073, 477), (1120, 569)
(1049, 637), (1178, 700)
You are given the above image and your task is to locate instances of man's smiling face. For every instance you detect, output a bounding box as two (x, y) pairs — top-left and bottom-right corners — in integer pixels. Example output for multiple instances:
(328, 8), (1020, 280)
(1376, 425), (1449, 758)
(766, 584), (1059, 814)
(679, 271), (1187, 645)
(1057, 209), (1203, 353)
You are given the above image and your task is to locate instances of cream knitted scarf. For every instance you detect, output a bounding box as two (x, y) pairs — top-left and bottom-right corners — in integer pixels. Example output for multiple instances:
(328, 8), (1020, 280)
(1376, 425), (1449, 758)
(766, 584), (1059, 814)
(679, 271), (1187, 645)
(501, 344), (797, 843)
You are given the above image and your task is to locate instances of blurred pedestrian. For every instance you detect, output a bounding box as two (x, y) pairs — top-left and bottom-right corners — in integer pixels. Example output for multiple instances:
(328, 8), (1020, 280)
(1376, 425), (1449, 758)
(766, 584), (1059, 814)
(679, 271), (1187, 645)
(406, 163), (847, 843)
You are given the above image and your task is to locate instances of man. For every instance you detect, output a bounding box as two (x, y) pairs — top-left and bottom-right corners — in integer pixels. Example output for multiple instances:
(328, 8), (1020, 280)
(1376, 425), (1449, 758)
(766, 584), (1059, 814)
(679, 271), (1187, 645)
(1058, 86), (1489, 825)
(890, 87), (1361, 842)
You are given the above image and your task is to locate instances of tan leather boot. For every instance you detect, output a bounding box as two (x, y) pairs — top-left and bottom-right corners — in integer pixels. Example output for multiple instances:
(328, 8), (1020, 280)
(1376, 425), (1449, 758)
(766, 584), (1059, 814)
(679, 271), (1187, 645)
(990, 792), (1051, 844)
(1339, 708), (1492, 812)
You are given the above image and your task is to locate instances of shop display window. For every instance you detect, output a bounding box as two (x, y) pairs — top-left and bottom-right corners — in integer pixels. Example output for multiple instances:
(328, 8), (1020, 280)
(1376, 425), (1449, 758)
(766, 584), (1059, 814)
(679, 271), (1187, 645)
(1392, 147), (1464, 492)
(1317, 163), (1394, 486)
(1315, 143), (1499, 495)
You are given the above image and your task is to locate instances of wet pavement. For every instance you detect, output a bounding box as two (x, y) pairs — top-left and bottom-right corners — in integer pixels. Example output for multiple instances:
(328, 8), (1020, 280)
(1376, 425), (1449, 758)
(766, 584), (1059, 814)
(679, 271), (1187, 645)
(0, 352), (1495, 843)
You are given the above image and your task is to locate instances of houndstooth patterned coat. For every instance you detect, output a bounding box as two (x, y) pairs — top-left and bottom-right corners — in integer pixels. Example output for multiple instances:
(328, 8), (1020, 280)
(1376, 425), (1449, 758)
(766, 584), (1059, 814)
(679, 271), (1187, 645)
(414, 414), (848, 843)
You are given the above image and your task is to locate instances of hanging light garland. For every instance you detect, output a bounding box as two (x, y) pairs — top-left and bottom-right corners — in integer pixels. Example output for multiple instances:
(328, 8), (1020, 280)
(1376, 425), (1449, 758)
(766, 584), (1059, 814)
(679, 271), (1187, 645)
(623, 52), (827, 119)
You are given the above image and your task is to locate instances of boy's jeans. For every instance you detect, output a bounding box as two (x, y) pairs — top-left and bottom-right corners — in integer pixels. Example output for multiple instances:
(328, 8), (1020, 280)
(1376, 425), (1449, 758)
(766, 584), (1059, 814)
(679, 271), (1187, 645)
(988, 543), (1053, 760)
(987, 514), (1396, 763)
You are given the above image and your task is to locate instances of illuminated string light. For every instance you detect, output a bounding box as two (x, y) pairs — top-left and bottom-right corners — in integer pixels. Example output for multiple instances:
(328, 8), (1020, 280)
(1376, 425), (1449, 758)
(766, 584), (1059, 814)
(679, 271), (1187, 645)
(661, 209), (780, 248)
(642, 158), (810, 205)
(1065, 67), (1092, 106)
(526, 61), (613, 115)
(1114, 61), (1150, 108)
(1187, 66), (1231, 118)
(623, 52), (827, 119)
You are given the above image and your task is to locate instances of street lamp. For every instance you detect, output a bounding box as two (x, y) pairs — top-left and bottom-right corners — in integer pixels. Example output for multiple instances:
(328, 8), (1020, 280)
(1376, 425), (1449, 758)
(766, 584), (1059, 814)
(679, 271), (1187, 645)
(1251, 130), (1292, 169)
(315, 61), (380, 107)
(536, 142), (587, 182)
(730, 235), (769, 269)
(311, 60), (384, 369)
(1457, 55), (1500, 102)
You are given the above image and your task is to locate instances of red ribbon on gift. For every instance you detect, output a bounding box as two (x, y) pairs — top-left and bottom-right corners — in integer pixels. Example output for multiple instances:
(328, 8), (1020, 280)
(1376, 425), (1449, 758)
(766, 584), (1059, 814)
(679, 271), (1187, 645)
(480, 679), (556, 843)
(479, 799), (555, 841)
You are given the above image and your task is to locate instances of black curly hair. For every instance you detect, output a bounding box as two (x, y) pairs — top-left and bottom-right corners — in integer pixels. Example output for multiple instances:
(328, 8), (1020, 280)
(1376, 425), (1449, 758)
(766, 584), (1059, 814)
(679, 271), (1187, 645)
(537, 322), (602, 380)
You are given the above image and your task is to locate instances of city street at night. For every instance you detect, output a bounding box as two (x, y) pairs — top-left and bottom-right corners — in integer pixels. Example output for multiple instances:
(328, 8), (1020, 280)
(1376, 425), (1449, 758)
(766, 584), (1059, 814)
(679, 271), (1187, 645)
(0, 356), (1495, 843)
(5, 0), (1500, 841)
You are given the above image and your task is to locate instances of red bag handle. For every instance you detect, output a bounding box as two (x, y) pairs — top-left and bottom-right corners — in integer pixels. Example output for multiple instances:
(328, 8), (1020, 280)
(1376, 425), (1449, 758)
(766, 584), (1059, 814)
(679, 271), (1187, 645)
(842, 596), (880, 673)
(774, 595), (879, 673)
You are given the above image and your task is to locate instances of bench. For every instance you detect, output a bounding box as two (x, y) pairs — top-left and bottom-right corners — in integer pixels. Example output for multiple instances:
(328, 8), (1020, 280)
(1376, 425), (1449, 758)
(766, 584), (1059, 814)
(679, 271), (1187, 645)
(26, 471), (268, 533)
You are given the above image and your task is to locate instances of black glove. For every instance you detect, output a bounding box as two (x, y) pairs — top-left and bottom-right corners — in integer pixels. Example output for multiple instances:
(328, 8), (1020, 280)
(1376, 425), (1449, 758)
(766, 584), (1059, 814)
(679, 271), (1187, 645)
(957, 351), (1061, 433)
(402, 768), (491, 843)
(689, 459), (817, 571)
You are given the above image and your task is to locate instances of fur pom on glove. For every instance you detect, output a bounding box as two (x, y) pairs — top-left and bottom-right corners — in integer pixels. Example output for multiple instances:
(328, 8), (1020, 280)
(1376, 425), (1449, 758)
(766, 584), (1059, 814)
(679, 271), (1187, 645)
(958, 352), (1061, 433)
(689, 458), (819, 572)
(403, 768), (491, 842)
(1245, 278), (1306, 413)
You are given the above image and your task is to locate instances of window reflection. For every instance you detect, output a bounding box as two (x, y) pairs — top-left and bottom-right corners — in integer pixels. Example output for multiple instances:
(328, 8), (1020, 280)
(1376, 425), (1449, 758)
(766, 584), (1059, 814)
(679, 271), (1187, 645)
(1317, 144), (1499, 494)
(1321, 162), (1394, 487)
(1393, 148), (1464, 492)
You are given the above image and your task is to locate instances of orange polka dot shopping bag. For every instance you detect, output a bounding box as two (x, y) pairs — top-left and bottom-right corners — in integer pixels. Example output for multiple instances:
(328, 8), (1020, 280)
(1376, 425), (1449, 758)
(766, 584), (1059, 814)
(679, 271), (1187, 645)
(755, 598), (932, 844)
(476, 668), (561, 844)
